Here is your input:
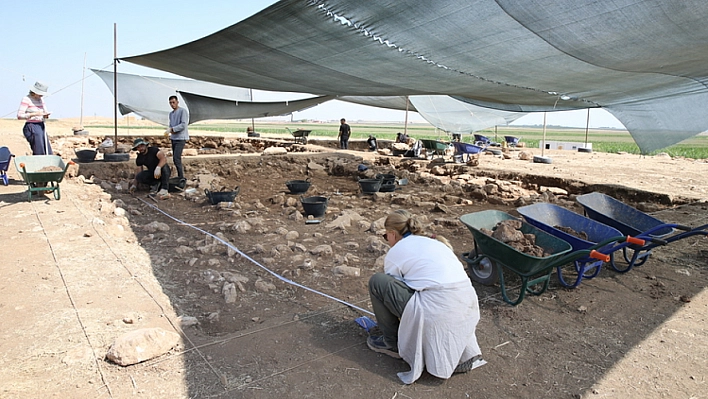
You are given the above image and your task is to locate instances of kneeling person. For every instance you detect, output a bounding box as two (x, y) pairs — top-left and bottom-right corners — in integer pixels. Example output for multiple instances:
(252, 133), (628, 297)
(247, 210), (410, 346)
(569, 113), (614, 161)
(130, 138), (171, 199)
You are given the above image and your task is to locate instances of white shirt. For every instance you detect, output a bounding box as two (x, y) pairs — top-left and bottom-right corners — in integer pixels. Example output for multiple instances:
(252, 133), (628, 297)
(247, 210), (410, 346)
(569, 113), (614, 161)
(384, 235), (482, 384)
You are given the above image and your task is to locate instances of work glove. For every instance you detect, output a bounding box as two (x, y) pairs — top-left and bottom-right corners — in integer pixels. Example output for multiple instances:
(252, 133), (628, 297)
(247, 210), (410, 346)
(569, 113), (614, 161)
(129, 184), (137, 194)
(164, 128), (171, 137)
(154, 167), (162, 179)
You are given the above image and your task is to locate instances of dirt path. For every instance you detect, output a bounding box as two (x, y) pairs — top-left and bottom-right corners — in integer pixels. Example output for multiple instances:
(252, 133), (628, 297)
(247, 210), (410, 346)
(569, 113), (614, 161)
(0, 119), (706, 399)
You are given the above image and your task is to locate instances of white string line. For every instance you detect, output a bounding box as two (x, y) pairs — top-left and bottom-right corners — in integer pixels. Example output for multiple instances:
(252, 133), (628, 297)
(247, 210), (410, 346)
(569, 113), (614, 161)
(30, 200), (114, 398)
(66, 194), (225, 387)
(137, 197), (375, 316)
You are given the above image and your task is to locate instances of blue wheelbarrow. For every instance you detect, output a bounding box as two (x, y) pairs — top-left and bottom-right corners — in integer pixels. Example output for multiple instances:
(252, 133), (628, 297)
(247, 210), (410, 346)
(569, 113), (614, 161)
(576, 192), (708, 272)
(517, 203), (645, 287)
(0, 147), (14, 186)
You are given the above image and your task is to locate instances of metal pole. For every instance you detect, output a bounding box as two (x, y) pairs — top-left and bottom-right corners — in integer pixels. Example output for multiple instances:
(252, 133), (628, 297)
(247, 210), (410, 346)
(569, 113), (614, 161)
(584, 108), (590, 146)
(113, 23), (118, 151)
(404, 96), (409, 136)
(250, 88), (255, 132)
(541, 112), (547, 157)
(80, 52), (86, 128)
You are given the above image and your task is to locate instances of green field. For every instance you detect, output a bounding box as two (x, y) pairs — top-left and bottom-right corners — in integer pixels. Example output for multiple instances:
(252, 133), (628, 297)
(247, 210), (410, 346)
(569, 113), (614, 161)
(95, 120), (708, 159)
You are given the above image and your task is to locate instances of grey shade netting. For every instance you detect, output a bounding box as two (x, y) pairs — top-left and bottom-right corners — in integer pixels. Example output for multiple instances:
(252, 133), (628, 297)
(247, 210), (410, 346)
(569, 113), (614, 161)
(408, 96), (526, 135)
(96, 69), (524, 134)
(93, 69), (251, 125)
(122, 0), (708, 152)
(179, 91), (336, 122)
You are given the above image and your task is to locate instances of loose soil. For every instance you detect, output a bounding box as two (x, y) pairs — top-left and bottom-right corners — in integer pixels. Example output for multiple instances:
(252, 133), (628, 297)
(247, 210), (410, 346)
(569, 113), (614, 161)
(1, 118), (707, 399)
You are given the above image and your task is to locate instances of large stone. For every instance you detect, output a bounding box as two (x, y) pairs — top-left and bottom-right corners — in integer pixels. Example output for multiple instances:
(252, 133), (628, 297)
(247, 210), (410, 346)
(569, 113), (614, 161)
(105, 328), (180, 366)
(263, 147), (288, 155)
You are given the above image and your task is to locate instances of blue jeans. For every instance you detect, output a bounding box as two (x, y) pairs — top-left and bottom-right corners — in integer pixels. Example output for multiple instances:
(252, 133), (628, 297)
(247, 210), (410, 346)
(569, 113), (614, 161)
(340, 137), (349, 149)
(171, 140), (186, 179)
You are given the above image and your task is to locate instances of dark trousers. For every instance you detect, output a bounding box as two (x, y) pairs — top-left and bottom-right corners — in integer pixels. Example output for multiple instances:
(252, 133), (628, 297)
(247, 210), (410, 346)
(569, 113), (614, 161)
(136, 165), (171, 191)
(171, 140), (186, 179)
(368, 273), (415, 349)
(340, 137), (349, 149)
(23, 122), (53, 155)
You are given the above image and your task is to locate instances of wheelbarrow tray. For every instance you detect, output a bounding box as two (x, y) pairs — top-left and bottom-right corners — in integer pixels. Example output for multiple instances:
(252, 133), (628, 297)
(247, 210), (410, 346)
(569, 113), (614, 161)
(576, 192), (673, 238)
(291, 129), (311, 138)
(517, 203), (623, 254)
(452, 141), (485, 155)
(459, 210), (572, 277)
(14, 155), (70, 201)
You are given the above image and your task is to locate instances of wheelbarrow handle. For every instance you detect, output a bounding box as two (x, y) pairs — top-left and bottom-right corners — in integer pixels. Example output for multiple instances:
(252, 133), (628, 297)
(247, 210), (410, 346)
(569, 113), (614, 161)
(625, 236), (645, 246)
(588, 250), (610, 263)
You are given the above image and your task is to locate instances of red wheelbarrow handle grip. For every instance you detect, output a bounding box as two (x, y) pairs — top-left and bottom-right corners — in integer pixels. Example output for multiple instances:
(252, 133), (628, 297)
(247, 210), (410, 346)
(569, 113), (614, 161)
(625, 236), (645, 246)
(589, 250), (610, 262)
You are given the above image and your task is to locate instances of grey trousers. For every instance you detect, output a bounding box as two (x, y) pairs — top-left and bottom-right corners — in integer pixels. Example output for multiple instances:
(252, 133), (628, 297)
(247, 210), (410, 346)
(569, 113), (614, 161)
(368, 272), (415, 349)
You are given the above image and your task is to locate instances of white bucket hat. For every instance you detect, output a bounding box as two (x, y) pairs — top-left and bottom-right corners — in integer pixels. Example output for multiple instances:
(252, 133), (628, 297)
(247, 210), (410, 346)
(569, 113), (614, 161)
(30, 81), (49, 96)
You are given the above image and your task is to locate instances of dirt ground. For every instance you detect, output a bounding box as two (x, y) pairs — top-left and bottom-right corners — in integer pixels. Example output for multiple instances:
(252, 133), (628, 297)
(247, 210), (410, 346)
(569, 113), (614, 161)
(1, 118), (707, 399)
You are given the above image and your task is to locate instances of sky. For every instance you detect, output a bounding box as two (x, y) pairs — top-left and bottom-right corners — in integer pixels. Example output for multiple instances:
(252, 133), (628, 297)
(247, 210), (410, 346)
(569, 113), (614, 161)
(0, 0), (625, 129)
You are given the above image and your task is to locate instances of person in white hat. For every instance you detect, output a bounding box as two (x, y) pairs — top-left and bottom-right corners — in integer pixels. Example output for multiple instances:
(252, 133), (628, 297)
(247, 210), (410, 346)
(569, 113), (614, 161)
(17, 81), (52, 155)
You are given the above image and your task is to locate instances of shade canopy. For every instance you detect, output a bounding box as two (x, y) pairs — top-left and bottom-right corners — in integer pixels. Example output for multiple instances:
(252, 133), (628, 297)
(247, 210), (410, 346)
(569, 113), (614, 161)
(123, 0), (708, 152)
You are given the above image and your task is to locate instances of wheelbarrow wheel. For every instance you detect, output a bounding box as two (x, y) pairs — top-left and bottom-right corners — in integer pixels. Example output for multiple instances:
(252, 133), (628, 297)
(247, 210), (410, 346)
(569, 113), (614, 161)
(464, 249), (499, 285)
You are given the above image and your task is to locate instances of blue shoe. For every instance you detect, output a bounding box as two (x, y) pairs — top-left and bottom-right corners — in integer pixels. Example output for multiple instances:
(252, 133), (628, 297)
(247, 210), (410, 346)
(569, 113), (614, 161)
(367, 335), (401, 359)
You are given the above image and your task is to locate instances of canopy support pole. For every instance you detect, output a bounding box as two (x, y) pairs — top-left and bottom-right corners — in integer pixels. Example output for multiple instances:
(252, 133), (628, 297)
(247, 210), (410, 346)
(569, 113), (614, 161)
(250, 88), (255, 132)
(113, 23), (118, 152)
(541, 112), (547, 157)
(80, 52), (86, 128)
(584, 108), (590, 147)
(404, 96), (409, 136)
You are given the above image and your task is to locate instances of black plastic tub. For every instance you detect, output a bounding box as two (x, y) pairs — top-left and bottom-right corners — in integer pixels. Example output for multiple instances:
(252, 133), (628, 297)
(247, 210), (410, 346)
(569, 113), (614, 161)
(74, 149), (97, 163)
(285, 179), (311, 194)
(375, 173), (396, 185)
(359, 178), (382, 194)
(379, 183), (396, 192)
(205, 187), (240, 205)
(301, 196), (328, 217)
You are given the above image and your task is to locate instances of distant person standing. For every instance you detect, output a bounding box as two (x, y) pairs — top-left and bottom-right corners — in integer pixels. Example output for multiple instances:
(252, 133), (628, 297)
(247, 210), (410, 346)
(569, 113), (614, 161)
(167, 95), (189, 180)
(367, 134), (378, 151)
(17, 81), (52, 155)
(338, 118), (351, 149)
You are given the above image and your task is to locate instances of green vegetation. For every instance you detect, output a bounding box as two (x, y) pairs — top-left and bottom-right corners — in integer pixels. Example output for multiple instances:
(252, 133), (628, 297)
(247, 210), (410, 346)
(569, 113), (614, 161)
(93, 120), (708, 159)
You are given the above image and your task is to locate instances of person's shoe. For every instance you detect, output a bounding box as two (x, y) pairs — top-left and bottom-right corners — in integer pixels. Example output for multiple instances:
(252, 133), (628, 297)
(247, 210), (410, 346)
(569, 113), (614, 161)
(454, 355), (487, 374)
(366, 335), (401, 359)
(149, 184), (160, 195)
(155, 189), (171, 200)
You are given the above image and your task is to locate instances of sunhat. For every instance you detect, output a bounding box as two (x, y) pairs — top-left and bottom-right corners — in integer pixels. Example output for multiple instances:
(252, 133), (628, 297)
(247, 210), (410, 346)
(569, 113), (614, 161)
(132, 138), (149, 150)
(30, 81), (48, 96)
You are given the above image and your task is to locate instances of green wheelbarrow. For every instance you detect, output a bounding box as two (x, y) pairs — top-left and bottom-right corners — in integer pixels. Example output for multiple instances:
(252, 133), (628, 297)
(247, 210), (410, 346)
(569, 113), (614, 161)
(459, 210), (612, 305)
(14, 155), (73, 201)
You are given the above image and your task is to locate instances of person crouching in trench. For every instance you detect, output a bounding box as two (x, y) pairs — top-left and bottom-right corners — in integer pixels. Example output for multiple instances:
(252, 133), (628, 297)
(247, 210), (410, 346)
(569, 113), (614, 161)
(129, 138), (171, 200)
(367, 209), (486, 384)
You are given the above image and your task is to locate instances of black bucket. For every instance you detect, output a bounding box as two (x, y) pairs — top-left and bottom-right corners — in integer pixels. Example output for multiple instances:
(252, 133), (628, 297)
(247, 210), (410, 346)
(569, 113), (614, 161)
(168, 177), (187, 193)
(74, 148), (97, 163)
(379, 183), (396, 192)
(359, 178), (382, 194)
(205, 187), (240, 205)
(301, 196), (328, 217)
(285, 179), (311, 194)
(375, 173), (396, 185)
